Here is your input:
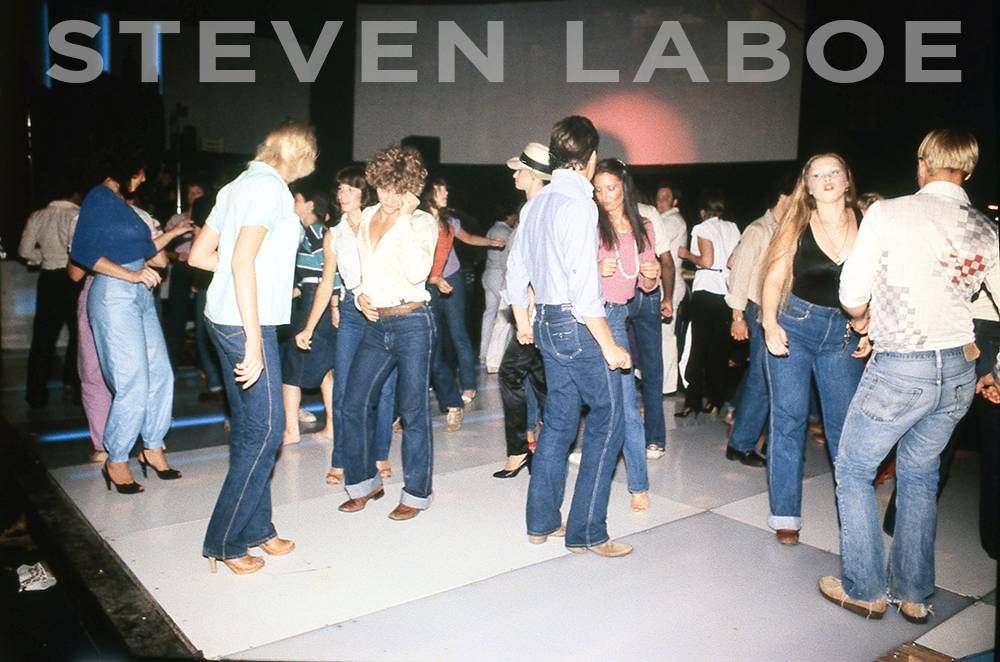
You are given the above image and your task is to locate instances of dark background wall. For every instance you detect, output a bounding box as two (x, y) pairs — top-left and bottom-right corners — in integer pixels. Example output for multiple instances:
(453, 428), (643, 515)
(1, 0), (996, 249)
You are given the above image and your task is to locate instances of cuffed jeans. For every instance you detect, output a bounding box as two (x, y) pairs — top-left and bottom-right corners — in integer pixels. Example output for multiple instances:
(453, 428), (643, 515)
(333, 292), (396, 469)
(343, 305), (434, 510)
(203, 322), (283, 560)
(729, 301), (769, 452)
(764, 295), (863, 531)
(527, 305), (624, 548)
(627, 287), (666, 447)
(88, 261), (173, 463)
(607, 303), (649, 493)
(835, 347), (975, 603)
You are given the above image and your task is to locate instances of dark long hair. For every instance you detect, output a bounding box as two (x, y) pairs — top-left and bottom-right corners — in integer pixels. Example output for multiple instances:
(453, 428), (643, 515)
(420, 176), (454, 228)
(594, 158), (648, 254)
(331, 165), (374, 222)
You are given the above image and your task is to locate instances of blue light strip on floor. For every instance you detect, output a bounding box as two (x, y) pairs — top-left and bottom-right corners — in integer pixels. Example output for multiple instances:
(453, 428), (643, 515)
(36, 402), (328, 443)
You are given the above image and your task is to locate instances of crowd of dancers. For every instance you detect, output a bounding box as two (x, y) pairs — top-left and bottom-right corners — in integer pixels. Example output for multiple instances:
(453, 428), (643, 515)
(18, 116), (1000, 622)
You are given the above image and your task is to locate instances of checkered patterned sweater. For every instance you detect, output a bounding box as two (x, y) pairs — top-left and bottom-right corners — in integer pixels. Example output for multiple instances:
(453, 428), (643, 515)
(839, 180), (1000, 353)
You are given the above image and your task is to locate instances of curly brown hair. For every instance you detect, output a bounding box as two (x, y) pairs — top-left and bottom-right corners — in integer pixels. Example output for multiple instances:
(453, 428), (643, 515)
(364, 144), (428, 195)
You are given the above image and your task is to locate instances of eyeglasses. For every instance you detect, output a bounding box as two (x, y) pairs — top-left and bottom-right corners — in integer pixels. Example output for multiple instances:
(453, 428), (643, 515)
(808, 168), (844, 182)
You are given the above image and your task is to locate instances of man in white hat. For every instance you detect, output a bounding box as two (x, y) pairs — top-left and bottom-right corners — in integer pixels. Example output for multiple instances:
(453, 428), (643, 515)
(492, 142), (552, 479)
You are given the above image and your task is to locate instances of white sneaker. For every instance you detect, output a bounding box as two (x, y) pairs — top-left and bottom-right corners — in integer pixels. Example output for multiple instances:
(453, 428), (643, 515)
(298, 408), (317, 425)
(568, 451), (582, 466)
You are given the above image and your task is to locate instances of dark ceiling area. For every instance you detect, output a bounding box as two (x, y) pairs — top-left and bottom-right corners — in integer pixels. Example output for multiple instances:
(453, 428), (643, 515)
(0, 0), (996, 246)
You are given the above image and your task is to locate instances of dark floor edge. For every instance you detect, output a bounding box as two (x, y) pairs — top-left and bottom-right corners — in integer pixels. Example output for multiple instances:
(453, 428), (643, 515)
(1, 419), (201, 659)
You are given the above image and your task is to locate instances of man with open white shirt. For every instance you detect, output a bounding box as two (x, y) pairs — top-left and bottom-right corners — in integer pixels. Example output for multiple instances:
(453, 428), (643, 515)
(821, 129), (1000, 623)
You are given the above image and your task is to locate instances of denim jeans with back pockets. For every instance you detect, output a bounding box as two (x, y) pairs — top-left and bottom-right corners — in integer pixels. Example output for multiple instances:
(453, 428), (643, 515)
(202, 322), (283, 560)
(527, 304), (625, 548)
(835, 346), (975, 603)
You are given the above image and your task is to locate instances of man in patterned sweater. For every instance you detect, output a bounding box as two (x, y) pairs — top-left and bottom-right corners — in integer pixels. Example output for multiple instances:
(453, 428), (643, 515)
(819, 129), (1000, 623)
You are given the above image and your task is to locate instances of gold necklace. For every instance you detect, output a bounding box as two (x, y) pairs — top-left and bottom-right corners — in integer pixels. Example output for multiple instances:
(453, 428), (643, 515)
(813, 213), (849, 262)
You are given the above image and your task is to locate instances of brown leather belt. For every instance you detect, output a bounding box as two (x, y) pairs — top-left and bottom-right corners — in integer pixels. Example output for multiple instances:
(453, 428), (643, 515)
(376, 301), (425, 317)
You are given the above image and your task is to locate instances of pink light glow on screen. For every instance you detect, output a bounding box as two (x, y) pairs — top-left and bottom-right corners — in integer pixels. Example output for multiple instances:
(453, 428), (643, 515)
(576, 92), (697, 165)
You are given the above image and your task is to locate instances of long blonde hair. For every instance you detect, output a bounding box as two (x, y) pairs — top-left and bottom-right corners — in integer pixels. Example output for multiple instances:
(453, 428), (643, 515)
(763, 152), (856, 303)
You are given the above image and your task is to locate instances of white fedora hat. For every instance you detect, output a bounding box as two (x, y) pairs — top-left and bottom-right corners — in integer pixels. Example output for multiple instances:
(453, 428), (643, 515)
(506, 142), (552, 180)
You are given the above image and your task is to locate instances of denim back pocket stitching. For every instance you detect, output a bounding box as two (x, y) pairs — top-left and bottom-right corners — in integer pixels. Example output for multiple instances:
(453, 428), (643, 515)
(859, 374), (923, 423)
(544, 319), (582, 360)
(209, 321), (246, 341)
(944, 376), (976, 421)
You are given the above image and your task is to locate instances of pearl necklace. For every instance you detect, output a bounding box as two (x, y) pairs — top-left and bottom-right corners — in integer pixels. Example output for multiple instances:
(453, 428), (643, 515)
(614, 230), (639, 280)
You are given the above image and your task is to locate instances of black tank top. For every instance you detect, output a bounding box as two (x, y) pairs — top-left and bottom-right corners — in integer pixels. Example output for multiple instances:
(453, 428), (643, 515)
(791, 224), (843, 308)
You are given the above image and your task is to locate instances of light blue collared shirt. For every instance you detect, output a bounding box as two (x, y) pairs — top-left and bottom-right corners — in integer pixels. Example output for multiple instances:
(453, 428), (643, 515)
(504, 169), (604, 323)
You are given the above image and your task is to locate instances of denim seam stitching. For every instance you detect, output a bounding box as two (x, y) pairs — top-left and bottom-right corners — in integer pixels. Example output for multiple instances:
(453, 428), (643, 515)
(217, 341), (274, 560)
(584, 364), (618, 548)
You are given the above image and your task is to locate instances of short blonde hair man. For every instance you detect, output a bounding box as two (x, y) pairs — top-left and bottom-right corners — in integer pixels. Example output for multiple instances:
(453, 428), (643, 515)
(254, 120), (318, 182)
(917, 128), (978, 178)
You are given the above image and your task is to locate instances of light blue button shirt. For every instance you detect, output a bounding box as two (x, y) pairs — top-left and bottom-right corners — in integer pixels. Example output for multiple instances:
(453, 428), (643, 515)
(504, 169), (604, 323)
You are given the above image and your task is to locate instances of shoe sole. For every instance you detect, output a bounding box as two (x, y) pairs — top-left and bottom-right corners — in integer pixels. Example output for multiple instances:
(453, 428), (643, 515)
(819, 588), (885, 619)
(338, 488), (384, 512)
(566, 544), (632, 558)
(899, 609), (929, 624)
(388, 509), (419, 521)
(259, 540), (295, 556)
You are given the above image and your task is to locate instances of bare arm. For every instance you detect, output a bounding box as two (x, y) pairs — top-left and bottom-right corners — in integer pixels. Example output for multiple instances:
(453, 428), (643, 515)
(679, 237), (715, 268)
(659, 250), (676, 316)
(760, 251), (792, 356)
(456, 226), (504, 248)
(295, 232), (339, 349)
(231, 225), (268, 389)
(67, 261), (87, 283)
(189, 225), (220, 272)
(154, 219), (194, 251)
(147, 250), (169, 269)
(92, 256), (161, 288)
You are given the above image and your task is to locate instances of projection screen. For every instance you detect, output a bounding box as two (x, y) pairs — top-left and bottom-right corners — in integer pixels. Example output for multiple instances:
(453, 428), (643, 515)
(354, 0), (805, 165)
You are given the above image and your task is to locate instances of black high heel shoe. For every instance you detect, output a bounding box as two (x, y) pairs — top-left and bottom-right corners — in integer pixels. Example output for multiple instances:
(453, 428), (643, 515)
(493, 455), (531, 479)
(102, 461), (144, 494)
(674, 406), (699, 419)
(138, 450), (182, 480)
